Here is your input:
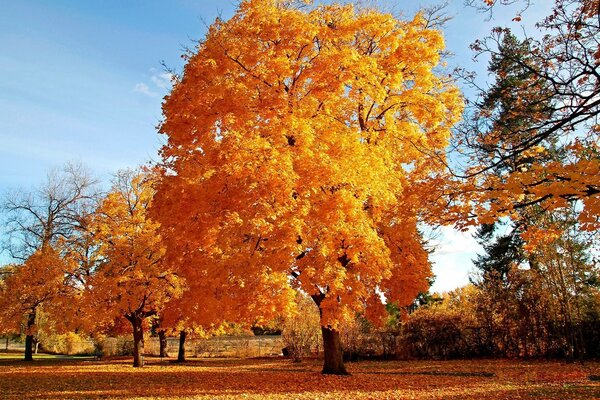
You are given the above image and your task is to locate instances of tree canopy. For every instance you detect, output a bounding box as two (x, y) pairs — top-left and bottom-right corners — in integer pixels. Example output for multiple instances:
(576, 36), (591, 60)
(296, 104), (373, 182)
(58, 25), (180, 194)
(153, 0), (462, 374)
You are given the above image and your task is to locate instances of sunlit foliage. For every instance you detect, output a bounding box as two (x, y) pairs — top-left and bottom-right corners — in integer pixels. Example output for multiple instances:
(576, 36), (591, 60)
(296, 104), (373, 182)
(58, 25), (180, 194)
(153, 0), (462, 373)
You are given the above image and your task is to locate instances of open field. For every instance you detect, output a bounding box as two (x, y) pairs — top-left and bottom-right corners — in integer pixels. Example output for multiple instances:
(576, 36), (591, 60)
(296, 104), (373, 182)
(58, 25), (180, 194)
(1, 356), (599, 399)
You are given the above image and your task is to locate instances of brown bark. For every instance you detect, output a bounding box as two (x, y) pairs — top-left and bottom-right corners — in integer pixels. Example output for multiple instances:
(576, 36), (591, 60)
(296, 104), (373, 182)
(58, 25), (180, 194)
(158, 330), (169, 358)
(321, 325), (348, 375)
(311, 293), (349, 375)
(128, 315), (145, 368)
(177, 330), (187, 362)
(24, 311), (36, 361)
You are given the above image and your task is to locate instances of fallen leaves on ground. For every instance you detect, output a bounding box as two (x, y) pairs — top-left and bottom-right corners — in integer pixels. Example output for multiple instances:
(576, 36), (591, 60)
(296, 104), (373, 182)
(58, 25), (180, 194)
(0, 357), (599, 399)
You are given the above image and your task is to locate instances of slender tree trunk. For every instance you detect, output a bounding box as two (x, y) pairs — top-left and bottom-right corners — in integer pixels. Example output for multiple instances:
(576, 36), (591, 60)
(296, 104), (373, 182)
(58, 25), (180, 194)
(159, 330), (169, 358)
(24, 311), (36, 361)
(128, 315), (145, 368)
(5, 336), (9, 352)
(177, 330), (187, 362)
(311, 293), (348, 375)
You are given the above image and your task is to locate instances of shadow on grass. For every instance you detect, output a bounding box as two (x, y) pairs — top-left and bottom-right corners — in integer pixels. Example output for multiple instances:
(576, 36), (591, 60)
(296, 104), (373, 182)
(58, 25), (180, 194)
(0, 354), (97, 366)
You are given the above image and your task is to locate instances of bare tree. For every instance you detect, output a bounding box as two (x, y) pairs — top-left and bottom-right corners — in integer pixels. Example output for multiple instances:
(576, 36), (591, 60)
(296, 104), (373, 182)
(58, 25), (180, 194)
(1, 162), (100, 260)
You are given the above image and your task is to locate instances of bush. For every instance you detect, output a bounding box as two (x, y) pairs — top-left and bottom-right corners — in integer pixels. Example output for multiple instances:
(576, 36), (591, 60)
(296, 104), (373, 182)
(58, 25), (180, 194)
(281, 294), (321, 362)
(42, 332), (95, 355)
(400, 307), (471, 359)
(94, 336), (135, 357)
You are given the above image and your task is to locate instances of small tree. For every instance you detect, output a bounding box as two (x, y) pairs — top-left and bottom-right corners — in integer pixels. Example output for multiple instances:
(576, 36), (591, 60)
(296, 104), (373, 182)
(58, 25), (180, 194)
(0, 248), (71, 360)
(87, 170), (184, 367)
(0, 163), (98, 360)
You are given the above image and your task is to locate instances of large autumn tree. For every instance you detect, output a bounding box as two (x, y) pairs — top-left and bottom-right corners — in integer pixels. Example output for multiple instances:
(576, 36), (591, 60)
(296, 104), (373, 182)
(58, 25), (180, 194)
(87, 170), (184, 367)
(154, 0), (461, 374)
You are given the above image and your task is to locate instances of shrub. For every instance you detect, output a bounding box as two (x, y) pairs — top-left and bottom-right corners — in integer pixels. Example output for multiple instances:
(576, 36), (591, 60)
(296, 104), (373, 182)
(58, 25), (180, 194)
(42, 332), (95, 355)
(281, 294), (321, 362)
(400, 307), (471, 359)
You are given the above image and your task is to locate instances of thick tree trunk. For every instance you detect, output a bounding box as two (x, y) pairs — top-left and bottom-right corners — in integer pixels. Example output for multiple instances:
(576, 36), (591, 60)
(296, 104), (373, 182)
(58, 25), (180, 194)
(321, 325), (348, 375)
(24, 311), (36, 361)
(159, 330), (169, 358)
(311, 293), (349, 375)
(129, 315), (145, 368)
(177, 330), (187, 362)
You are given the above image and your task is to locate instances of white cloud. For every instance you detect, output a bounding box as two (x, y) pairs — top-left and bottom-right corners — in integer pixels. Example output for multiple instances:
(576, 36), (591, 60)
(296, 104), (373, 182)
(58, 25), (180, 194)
(134, 70), (173, 98)
(151, 72), (174, 90)
(428, 225), (482, 293)
(430, 226), (480, 256)
(133, 82), (157, 97)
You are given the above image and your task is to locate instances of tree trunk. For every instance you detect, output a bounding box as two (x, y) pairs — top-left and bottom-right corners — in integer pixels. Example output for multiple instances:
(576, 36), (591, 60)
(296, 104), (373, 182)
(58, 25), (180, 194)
(24, 311), (36, 361)
(311, 293), (348, 375)
(321, 325), (348, 375)
(129, 315), (145, 368)
(177, 330), (187, 362)
(159, 330), (169, 358)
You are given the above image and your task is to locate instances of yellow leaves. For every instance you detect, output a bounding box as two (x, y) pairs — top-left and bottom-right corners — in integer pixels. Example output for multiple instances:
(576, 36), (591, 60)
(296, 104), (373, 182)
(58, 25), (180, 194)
(155, 0), (462, 329)
(88, 170), (183, 325)
(521, 226), (562, 253)
(0, 247), (70, 334)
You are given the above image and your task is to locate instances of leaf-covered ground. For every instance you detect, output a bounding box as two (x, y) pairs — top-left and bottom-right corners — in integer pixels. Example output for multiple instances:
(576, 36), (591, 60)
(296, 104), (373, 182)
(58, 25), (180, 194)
(1, 357), (599, 399)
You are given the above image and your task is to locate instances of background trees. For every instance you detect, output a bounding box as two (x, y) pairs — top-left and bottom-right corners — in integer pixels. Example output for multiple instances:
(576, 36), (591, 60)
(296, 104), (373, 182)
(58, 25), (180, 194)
(449, 0), (599, 233)
(1, 163), (98, 260)
(0, 163), (98, 360)
(438, 0), (600, 361)
(86, 170), (184, 367)
(154, 0), (461, 374)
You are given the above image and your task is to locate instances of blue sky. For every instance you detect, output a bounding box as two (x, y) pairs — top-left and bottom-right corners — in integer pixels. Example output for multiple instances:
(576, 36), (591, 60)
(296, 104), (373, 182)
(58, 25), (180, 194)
(0, 0), (552, 292)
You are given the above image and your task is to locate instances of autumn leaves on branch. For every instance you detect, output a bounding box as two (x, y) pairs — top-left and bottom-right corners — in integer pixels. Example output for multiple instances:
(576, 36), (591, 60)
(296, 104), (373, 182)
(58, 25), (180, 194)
(447, 0), (599, 237)
(154, 0), (462, 374)
(0, 0), (597, 374)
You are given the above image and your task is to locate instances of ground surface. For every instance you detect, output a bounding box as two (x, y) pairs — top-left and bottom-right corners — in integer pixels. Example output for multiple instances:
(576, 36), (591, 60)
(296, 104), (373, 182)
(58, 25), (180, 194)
(1, 355), (599, 399)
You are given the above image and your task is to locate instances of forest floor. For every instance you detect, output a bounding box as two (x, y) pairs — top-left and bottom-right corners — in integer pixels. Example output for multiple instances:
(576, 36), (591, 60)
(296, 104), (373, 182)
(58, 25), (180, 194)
(0, 356), (599, 399)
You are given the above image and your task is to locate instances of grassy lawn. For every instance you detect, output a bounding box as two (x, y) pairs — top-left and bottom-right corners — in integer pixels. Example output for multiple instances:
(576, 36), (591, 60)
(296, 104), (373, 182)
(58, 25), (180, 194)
(0, 357), (599, 399)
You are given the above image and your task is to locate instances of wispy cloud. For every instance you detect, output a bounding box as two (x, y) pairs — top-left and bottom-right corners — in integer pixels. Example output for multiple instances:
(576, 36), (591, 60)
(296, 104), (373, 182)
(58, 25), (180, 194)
(134, 70), (174, 97)
(430, 226), (480, 256)
(150, 72), (174, 90)
(133, 82), (157, 97)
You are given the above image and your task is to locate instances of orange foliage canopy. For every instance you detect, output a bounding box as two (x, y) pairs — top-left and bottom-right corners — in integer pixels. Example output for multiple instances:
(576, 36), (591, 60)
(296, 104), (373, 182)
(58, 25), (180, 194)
(0, 247), (70, 335)
(87, 170), (184, 329)
(153, 0), (462, 327)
